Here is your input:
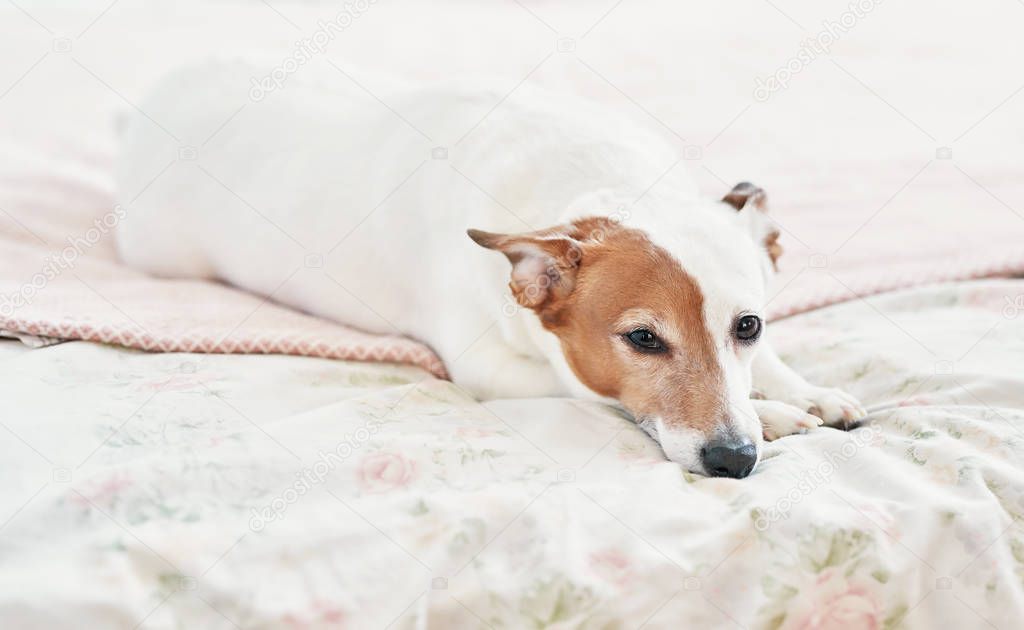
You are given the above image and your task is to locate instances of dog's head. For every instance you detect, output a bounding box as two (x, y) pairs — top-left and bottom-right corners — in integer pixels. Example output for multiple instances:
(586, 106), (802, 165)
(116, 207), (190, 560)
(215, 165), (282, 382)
(468, 182), (781, 478)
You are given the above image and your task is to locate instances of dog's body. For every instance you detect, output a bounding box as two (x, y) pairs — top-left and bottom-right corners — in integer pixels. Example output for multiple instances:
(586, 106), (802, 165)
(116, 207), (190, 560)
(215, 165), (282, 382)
(117, 62), (865, 477)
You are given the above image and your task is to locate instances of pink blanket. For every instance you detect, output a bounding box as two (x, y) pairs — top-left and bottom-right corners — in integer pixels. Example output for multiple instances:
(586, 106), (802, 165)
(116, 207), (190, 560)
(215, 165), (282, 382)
(0, 177), (446, 377)
(3, 184), (1020, 380)
(3, 25), (1023, 376)
(4, 0), (1023, 376)
(2, 133), (1023, 378)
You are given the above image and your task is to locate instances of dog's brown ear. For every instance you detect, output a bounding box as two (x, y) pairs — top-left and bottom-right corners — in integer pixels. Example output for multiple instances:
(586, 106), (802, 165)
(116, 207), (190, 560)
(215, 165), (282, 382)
(721, 182), (782, 270)
(467, 227), (581, 313)
(762, 230), (782, 270)
(722, 181), (767, 211)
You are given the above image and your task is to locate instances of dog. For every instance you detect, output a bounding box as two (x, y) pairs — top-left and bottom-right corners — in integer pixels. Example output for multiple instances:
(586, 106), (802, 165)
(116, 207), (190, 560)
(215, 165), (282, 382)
(116, 61), (866, 478)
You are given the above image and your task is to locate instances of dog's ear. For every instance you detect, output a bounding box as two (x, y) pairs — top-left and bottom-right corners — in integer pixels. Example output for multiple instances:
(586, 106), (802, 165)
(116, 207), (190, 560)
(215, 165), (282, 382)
(762, 230), (782, 271)
(467, 227), (581, 313)
(722, 181), (767, 211)
(722, 181), (782, 270)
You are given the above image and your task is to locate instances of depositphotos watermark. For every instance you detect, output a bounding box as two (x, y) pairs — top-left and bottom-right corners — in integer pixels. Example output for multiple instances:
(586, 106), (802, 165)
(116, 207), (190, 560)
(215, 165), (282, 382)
(0, 206), (127, 319)
(1003, 295), (1024, 319)
(249, 0), (379, 102)
(248, 420), (380, 532)
(753, 0), (885, 102)
(753, 423), (881, 531)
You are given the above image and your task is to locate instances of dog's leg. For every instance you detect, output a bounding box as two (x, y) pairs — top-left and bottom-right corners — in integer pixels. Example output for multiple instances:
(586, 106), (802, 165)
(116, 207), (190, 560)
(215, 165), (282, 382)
(752, 344), (867, 432)
(753, 399), (822, 440)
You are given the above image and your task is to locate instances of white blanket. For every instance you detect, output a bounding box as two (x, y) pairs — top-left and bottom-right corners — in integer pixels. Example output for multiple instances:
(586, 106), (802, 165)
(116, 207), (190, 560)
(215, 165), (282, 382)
(3, 1), (1024, 628)
(3, 278), (1023, 628)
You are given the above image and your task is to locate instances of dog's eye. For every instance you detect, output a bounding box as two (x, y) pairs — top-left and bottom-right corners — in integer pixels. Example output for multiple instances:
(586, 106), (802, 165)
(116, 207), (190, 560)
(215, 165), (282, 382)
(734, 315), (762, 343)
(626, 328), (665, 352)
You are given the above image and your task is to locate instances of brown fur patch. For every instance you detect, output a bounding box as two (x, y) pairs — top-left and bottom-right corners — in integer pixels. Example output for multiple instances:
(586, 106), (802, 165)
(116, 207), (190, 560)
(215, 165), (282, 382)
(722, 182), (782, 270)
(722, 182), (766, 211)
(764, 229), (782, 271)
(525, 218), (727, 434)
(467, 227), (580, 314)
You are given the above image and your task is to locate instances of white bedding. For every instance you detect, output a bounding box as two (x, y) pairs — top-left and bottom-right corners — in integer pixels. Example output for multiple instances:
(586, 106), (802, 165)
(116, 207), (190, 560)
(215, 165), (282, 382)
(3, 278), (1023, 628)
(4, 1), (1024, 628)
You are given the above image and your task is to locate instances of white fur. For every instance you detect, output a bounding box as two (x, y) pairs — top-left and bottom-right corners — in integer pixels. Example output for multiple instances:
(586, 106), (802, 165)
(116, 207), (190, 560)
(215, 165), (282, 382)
(115, 60), (864, 475)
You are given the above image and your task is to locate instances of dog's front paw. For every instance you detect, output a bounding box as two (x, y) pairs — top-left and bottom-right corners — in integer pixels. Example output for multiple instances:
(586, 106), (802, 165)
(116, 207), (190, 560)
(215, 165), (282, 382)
(780, 387), (867, 430)
(754, 400), (823, 441)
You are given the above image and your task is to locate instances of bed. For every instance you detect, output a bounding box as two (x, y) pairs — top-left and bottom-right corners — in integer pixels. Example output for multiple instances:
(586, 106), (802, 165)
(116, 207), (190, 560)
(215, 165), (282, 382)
(3, 278), (1024, 628)
(2, 1), (1023, 628)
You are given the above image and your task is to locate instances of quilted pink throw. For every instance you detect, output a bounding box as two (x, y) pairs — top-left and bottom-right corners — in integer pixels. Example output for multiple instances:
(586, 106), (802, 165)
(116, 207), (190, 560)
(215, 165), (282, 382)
(0, 208), (447, 378)
(1, 135), (1022, 377)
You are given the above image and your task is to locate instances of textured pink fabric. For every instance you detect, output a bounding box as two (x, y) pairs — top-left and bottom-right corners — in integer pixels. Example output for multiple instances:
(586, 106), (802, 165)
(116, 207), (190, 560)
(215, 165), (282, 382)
(1, 148), (1022, 376)
(755, 156), (1024, 321)
(765, 245), (1024, 321)
(0, 226), (447, 378)
(2, 97), (1023, 375)
(1, 0), (1024, 376)
(3, 199), (1020, 375)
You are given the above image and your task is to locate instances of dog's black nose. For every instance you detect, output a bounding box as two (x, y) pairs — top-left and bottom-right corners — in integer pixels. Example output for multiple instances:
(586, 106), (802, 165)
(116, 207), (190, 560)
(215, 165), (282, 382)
(700, 439), (757, 478)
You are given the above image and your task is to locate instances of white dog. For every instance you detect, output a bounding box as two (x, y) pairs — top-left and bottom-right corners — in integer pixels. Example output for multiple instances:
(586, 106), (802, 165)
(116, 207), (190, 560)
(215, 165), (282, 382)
(116, 61), (865, 478)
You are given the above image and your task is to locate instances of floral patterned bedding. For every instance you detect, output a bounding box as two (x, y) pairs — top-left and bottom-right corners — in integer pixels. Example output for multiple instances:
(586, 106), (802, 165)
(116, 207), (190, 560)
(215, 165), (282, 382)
(2, 278), (1023, 629)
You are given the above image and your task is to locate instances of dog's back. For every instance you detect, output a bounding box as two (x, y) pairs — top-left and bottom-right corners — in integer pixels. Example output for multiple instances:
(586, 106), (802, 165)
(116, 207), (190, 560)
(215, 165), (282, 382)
(116, 60), (690, 345)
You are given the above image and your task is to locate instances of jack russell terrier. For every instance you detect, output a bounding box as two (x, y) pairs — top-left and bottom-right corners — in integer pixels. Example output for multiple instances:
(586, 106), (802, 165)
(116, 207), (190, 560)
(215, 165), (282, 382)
(116, 62), (866, 479)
